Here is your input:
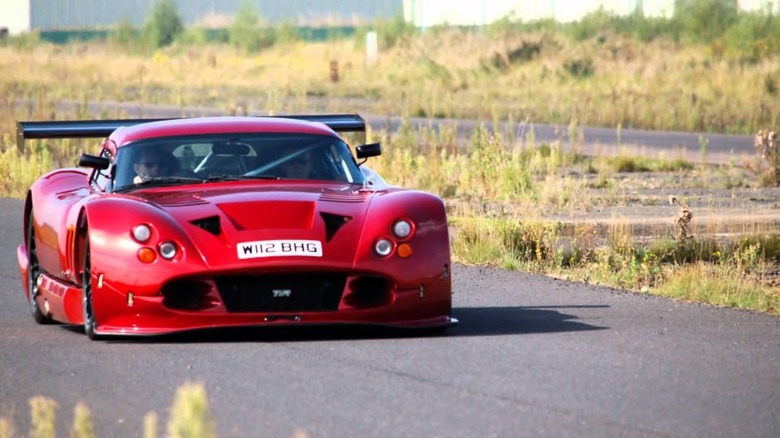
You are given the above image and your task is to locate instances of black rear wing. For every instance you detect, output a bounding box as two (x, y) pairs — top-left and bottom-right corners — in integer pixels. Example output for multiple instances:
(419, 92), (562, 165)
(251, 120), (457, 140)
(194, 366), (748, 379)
(16, 114), (366, 151)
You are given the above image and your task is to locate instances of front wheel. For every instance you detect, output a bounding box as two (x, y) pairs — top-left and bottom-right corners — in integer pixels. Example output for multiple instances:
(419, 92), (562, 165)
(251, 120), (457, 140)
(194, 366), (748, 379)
(81, 237), (99, 340)
(26, 211), (51, 324)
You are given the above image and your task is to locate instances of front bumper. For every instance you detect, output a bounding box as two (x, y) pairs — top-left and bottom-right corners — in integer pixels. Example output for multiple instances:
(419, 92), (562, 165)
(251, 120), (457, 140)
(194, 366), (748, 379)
(91, 271), (454, 336)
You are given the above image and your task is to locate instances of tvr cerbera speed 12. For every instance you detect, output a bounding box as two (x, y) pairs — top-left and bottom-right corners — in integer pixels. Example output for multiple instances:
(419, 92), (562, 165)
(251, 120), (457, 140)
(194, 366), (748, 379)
(15, 114), (456, 339)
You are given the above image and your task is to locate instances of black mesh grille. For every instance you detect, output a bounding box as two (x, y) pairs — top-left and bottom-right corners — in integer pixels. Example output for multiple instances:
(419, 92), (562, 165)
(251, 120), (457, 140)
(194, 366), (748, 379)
(215, 273), (346, 312)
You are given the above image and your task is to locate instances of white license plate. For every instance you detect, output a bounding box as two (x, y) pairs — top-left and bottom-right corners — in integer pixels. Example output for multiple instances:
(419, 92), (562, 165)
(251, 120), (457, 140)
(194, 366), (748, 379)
(237, 240), (323, 259)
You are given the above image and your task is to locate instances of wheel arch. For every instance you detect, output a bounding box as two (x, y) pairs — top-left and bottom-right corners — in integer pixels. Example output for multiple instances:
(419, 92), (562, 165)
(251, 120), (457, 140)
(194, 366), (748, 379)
(23, 191), (33, 245)
(73, 207), (89, 287)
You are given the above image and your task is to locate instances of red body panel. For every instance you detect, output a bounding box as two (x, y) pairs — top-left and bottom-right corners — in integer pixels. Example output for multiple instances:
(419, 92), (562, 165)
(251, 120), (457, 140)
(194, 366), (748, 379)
(18, 117), (454, 337)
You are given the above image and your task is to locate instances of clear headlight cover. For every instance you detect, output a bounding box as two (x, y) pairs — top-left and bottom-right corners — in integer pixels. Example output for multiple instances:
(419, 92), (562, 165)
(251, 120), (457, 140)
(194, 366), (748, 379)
(159, 241), (178, 260)
(392, 220), (413, 239)
(132, 224), (151, 242)
(374, 238), (393, 257)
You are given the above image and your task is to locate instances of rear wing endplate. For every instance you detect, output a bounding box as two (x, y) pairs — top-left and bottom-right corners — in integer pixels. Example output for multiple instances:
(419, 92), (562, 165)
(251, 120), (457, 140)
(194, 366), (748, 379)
(16, 114), (366, 151)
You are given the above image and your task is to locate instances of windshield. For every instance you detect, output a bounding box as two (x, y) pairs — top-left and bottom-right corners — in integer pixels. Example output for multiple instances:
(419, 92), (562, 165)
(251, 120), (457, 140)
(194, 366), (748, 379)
(113, 133), (365, 191)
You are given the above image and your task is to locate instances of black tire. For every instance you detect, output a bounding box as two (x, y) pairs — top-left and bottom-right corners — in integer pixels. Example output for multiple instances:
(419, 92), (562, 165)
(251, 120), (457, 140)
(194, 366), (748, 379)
(26, 211), (51, 324)
(81, 237), (99, 340)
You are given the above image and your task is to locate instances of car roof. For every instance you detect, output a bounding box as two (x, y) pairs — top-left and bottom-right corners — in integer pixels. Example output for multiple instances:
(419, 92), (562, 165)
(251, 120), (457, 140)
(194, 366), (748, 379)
(109, 116), (340, 147)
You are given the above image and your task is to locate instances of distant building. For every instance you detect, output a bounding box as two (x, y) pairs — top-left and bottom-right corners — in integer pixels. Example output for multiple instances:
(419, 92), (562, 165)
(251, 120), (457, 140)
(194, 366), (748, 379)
(403, 0), (779, 28)
(0, 0), (403, 35)
(3, 0), (778, 35)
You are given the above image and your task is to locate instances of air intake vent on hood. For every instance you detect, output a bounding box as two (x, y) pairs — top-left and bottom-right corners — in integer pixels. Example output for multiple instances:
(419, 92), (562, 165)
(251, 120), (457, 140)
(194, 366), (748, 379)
(320, 212), (351, 242)
(319, 192), (367, 203)
(190, 215), (222, 236)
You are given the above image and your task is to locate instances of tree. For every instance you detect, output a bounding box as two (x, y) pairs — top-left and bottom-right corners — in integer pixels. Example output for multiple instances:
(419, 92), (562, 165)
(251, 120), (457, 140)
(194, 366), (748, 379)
(144, 0), (183, 48)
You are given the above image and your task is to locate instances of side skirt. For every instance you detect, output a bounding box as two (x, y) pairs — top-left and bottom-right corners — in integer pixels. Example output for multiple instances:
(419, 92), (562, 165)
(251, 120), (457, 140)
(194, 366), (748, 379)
(33, 272), (84, 324)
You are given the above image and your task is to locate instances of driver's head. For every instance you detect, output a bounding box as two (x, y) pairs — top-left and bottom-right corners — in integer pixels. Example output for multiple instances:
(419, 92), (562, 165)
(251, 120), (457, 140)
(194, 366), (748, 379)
(133, 147), (174, 180)
(281, 153), (314, 179)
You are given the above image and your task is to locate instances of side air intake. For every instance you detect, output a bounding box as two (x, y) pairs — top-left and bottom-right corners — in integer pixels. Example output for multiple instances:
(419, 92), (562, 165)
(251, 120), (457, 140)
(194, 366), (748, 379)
(320, 212), (351, 242)
(190, 215), (222, 236)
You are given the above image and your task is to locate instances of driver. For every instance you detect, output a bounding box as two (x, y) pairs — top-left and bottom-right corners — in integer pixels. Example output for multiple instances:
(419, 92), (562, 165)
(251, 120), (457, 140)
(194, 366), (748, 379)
(133, 146), (177, 183)
(279, 152), (316, 179)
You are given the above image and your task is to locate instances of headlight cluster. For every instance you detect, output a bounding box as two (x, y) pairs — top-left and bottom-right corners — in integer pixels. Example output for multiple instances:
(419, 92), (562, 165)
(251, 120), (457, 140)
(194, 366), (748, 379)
(132, 224), (151, 242)
(131, 223), (179, 263)
(374, 238), (394, 257)
(373, 219), (415, 258)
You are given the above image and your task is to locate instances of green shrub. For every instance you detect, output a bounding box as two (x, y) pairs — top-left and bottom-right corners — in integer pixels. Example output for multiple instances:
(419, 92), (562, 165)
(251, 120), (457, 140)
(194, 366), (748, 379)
(673, 0), (739, 43)
(229, 1), (274, 53)
(177, 27), (211, 46)
(723, 11), (780, 62)
(563, 57), (594, 78)
(108, 20), (142, 51)
(568, 7), (613, 41)
(275, 20), (299, 45)
(7, 30), (41, 49)
(143, 0), (183, 48)
(374, 13), (416, 49)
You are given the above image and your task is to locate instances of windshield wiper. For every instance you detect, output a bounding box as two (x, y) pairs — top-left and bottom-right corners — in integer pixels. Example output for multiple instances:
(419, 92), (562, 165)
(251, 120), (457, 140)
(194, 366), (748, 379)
(114, 176), (201, 192)
(206, 174), (281, 182)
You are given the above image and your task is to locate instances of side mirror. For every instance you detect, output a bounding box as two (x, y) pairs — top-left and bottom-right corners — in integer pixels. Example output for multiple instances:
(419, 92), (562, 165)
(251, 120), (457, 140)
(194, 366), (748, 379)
(78, 154), (110, 170)
(356, 142), (381, 159)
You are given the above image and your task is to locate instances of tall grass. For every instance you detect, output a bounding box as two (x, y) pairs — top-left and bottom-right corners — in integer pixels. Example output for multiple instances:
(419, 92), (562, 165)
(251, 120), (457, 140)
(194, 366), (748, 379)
(0, 382), (224, 438)
(452, 217), (780, 314)
(29, 397), (57, 438)
(166, 382), (216, 438)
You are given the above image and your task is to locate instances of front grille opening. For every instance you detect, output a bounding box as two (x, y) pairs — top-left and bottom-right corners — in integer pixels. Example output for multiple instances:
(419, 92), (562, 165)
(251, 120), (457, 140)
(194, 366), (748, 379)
(342, 276), (391, 309)
(162, 279), (218, 310)
(215, 273), (346, 313)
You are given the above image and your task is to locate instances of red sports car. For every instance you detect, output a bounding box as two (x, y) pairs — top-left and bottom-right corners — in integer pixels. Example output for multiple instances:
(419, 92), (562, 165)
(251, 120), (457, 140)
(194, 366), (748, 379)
(16, 115), (455, 339)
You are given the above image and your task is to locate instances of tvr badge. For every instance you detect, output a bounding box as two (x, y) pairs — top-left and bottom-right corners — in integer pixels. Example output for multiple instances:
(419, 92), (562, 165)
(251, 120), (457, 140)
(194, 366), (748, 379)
(272, 289), (292, 298)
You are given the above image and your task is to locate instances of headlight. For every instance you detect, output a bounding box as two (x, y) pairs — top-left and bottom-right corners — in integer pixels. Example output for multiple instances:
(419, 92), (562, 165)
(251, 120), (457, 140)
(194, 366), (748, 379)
(132, 224), (151, 242)
(392, 219), (413, 239)
(159, 241), (178, 260)
(374, 238), (393, 257)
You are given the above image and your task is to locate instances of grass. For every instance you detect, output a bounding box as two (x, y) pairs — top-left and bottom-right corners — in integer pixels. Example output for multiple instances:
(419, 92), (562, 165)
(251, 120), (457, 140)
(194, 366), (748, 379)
(0, 382), (227, 438)
(451, 217), (780, 315)
(0, 26), (778, 134)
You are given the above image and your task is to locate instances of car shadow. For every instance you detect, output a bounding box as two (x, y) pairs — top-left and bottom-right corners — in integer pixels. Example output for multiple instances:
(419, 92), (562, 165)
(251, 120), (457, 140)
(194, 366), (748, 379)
(449, 305), (608, 337)
(91, 304), (607, 344)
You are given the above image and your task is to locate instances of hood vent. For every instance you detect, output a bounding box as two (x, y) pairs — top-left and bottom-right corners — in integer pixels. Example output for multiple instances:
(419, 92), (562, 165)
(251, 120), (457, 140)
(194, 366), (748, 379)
(190, 215), (222, 236)
(320, 212), (351, 242)
(319, 192), (367, 203)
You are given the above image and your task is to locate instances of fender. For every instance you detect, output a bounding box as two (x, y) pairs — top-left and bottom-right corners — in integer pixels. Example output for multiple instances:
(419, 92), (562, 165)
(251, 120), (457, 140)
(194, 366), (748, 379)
(79, 197), (210, 295)
(354, 189), (451, 288)
(28, 168), (92, 284)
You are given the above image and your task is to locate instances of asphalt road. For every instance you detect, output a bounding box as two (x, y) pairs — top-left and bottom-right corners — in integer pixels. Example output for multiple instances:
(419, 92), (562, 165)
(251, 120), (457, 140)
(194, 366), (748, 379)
(43, 99), (755, 165)
(0, 197), (778, 437)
